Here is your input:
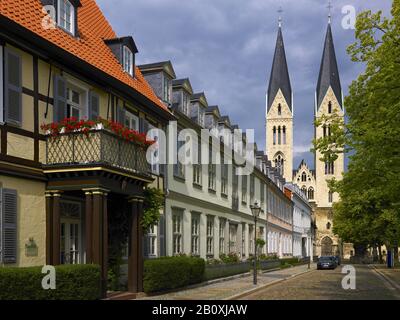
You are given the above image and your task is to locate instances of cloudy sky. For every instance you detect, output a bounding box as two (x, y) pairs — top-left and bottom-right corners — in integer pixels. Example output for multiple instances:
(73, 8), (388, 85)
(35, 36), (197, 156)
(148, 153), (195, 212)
(97, 0), (392, 169)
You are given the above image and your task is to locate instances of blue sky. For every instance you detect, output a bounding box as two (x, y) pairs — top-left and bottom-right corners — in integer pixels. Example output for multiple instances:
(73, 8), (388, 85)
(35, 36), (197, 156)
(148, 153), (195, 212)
(97, 0), (392, 169)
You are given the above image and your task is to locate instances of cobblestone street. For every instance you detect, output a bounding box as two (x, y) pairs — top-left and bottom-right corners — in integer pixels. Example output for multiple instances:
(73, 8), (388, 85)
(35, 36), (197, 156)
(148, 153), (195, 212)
(139, 264), (314, 300)
(239, 265), (400, 300)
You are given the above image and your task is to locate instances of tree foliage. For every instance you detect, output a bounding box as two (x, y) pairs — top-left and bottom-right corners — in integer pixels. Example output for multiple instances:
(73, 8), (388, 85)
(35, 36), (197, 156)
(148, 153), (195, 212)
(142, 187), (164, 231)
(313, 1), (400, 250)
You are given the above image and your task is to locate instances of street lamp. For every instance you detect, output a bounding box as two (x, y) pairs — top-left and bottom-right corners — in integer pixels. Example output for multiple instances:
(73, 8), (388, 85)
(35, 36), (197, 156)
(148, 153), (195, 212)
(250, 201), (261, 285)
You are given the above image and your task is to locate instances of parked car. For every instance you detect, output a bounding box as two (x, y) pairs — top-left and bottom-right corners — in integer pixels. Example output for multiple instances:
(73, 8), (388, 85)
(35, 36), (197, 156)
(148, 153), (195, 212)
(317, 256), (337, 270)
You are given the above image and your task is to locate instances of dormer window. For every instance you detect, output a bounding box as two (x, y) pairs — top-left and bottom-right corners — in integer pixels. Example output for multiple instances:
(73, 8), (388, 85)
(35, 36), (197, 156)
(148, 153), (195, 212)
(182, 93), (189, 115)
(163, 76), (171, 103)
(58, 0), (75, 35)
(105, 37), (138, 78)
(123, 46), (134, 76)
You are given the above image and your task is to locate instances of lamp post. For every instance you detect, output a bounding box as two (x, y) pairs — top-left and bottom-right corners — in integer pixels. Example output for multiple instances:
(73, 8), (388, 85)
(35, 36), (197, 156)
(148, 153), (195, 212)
(250, 201), (261, 285)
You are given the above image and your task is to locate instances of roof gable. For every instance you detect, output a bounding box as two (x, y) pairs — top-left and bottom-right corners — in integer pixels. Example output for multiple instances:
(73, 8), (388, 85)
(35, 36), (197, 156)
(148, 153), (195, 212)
(0, 0), (167, 112)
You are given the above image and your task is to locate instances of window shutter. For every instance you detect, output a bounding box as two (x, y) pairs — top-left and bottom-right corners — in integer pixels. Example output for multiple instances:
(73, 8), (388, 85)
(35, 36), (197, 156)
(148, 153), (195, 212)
(143, 235), (149, 258)
(4, 48), (22, 125)
(116, 105), (125, 124)
(53, 75), (67, 122)
(158, 215), (165, 257)
(89, 91), (100, 120)
(1, 189), (17, 264)
(139, 117), (149, 134)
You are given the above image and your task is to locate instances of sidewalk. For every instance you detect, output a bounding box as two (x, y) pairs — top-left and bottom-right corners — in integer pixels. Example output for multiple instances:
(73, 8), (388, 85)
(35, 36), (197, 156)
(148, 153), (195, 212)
(138, 263), (316, 300)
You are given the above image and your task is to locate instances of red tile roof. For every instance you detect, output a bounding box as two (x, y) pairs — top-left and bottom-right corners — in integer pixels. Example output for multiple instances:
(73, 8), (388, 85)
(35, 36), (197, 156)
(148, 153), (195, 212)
(0, 0), (168, 112)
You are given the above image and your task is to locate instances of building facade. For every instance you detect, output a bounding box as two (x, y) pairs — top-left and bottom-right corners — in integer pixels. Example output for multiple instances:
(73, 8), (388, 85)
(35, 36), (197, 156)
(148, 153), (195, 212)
(0, 0), (174, 295)
(140, 61), (294, 261)
(285, 184), (313, 258)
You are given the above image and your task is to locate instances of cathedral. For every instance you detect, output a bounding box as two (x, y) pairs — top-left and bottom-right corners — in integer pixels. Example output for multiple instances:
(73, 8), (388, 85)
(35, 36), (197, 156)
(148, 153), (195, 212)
(265, 15), (353, 258)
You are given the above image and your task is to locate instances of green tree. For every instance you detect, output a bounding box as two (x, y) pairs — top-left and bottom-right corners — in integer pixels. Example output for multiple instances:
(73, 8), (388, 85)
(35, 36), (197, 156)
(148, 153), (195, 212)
(313, 1), (400, 256)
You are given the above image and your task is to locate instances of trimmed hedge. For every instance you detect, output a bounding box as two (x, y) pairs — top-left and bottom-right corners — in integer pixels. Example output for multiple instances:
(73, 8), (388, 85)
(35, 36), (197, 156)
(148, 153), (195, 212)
(144, 256), (205, 293)
(204, 262), (251, 281)
(279, 257), (300, 266)
(0, 264), (101, 300)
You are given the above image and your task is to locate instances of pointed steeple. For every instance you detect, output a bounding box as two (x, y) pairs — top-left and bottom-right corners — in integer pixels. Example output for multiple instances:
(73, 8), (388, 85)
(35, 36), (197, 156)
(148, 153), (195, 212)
(267, 24), (292, 112)
(316, 22), (342, 110)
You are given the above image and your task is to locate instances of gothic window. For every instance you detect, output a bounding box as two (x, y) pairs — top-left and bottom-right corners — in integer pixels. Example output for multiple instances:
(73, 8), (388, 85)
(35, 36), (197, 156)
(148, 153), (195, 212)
(308, 187), (314, 200)
(278, 103), (282, 116)
(274, 153), (284, 176)
(278, 126), (281, 145)
(301, 172), (307, 182)
(325, 161), (335, 175)
(282, 126), (286, 144)
(326, 222), (331, 230)
(328, 191), (333, 203)
(328, 125), (331, 137)
(301, 186), (307, 196)
(273, 127), (277, 145)
(323, 125), (327, 138)
(328, 101), (332, 114)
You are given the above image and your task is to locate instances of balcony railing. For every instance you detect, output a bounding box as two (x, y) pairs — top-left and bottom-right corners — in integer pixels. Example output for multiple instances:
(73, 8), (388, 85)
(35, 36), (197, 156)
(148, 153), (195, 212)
(45, 129), (150, 176)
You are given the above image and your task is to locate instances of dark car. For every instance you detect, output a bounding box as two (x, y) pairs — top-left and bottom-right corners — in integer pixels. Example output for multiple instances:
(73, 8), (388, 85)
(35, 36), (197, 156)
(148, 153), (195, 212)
(317, 256), (337, 270)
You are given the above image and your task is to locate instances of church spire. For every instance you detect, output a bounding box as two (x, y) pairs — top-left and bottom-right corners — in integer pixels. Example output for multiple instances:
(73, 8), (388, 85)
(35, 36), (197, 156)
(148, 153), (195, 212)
(267, 13), (292, 112)
(316, 18), (342, 110)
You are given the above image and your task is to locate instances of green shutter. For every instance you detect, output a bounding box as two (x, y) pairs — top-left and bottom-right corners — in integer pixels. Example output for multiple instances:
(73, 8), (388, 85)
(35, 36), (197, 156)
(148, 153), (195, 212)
(89, 91), (100, 120)
(1, 189), (18, 264)
(4, 48), (22, 125)
(53, 75), (67, 122)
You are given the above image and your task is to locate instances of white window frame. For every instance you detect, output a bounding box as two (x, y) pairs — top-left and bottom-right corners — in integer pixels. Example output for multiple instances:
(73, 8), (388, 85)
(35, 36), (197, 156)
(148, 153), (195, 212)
(123, 46), (134, 77)
(0, 44), (3, 124)
(191, 216), (200, 256)
(125, 110), (139, 131)
(206, 216), (214, 256)
(172, 212), (183, 255)
(147, 225), (157, 257)
(219, 219), (225, 254)
(65, 77), (89, 119)
(58, 0), (75, 35)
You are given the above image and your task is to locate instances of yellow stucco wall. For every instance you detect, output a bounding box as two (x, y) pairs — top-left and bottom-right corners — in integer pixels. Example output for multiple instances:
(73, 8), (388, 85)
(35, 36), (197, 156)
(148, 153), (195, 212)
(0, 175), (46, 267)
(7, 133), (34, 160)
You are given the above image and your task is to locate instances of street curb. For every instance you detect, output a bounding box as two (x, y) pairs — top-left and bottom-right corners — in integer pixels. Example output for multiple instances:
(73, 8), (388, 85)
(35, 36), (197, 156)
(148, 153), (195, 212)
(224, 267), (317, 300)
(370, 265), (400, 291)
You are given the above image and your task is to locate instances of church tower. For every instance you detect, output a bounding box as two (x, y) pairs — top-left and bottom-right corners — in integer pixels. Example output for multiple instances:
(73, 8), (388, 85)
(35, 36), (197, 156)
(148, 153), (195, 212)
(266, 17), (293, 182)
(314, 18), (345, 208)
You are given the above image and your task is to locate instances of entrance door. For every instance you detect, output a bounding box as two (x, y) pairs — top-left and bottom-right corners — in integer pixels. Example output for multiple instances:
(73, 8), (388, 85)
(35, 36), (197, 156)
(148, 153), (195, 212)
(60, 200), (83, 264)
(321, 236), (333, 256)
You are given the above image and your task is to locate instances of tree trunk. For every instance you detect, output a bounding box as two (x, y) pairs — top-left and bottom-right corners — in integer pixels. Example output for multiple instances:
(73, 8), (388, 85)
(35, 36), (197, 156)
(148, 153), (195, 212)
(378, 245), (383, 264)
(394, 245), (399, 264)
